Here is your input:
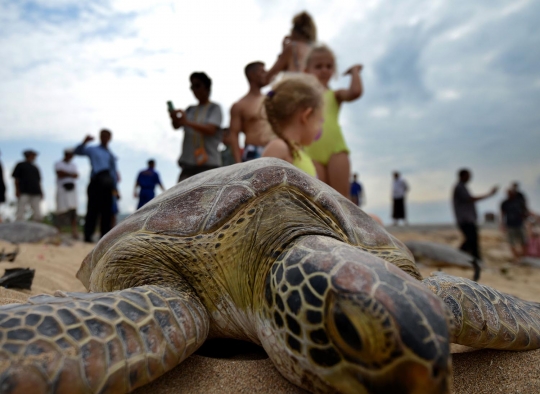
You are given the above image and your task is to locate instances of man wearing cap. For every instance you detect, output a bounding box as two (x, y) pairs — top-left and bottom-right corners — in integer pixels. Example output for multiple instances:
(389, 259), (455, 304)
(12, 150), (43, 221)
(55, 149), (79, 239)
(74, 129), (118, 243)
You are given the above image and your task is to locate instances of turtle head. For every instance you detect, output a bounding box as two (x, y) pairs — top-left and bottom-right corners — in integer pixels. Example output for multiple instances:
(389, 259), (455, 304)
(320, 287), (452, 394)
(258, 237), (451, 394)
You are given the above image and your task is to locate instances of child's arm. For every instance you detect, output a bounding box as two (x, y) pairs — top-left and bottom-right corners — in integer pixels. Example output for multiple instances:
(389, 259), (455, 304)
(335, 64), (364, 104)
(262, 139), (293, 164)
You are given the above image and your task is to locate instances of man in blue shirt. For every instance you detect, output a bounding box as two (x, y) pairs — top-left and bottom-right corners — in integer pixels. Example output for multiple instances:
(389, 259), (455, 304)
(134, 159), (164, 209)
(350, 173), (363, 207)
(74, 129), (118, 243)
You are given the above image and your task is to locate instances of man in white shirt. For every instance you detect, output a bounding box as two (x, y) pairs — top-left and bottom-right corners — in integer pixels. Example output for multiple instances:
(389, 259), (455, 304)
(392, 171), (409, 226)
(55, 149), (78, 239)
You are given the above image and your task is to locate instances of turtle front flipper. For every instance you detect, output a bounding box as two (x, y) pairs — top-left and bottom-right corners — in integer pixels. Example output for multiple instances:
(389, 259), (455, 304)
(256, 235), (451, 394)
(424, 272), (540, 350)
(0, 285), (209, 393)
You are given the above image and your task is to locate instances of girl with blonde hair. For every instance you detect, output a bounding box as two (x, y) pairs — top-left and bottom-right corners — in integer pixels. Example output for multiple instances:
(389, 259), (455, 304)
(261, 74), (324, 177)
(304, 44), (364, 197)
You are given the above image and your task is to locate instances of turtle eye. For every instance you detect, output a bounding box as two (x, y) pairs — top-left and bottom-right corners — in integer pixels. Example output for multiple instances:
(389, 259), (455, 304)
(326, 292), (398, 368)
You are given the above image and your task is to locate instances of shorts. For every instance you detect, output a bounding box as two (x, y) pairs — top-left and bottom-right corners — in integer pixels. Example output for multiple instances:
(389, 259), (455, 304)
(507, 227), (526, 246)
(242, 145), (265, 162)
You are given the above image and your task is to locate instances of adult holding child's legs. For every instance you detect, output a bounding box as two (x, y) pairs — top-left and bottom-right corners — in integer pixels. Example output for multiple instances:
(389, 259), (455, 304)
(169, 72), (223, 182)
(304, 45), (363, 198)
(264, 11), (317, 84)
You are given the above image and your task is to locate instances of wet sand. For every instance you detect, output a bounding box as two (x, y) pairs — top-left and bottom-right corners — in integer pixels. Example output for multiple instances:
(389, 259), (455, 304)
(0, 225), (539, 393)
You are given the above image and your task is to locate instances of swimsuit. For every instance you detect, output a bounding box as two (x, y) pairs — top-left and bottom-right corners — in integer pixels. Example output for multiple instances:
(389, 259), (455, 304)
(304, 90), (349, 166)
(242, 144), (266, 162)
(292, 149), (317, 177)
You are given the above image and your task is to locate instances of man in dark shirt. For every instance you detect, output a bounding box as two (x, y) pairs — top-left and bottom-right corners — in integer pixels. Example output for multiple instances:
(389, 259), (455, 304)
(12, 150), (43, 221)
(452, 168), (498, 281)
(0, 150), (6, 222)
(501, 188), (527, 262)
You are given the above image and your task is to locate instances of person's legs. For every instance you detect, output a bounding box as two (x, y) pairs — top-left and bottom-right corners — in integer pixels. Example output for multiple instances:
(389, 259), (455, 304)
(69, 210), (78, 239)
(15, 194), (29, 221)
(326, 152), (350, 198)
(84, 180), (99, 242)
(29, 195), (42, 221)
(98, 184), (113, 239)
(458, 222), (481, 281)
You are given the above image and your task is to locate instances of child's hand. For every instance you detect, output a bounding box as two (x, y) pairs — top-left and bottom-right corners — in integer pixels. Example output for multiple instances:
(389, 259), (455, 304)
(344, 64), (363, 75)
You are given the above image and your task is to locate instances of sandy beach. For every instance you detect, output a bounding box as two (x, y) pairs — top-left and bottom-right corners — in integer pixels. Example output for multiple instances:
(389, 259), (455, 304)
(0, 225), (539, 393)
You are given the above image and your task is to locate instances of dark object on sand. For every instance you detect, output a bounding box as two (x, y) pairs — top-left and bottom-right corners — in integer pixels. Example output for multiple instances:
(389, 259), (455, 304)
(0, 245), (19, 262)
(0, 268), (35, 289)
(0, 222), (59, 243)
(404, 240), (482, 280)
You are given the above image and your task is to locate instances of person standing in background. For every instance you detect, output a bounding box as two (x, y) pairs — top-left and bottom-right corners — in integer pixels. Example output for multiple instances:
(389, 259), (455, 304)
(350, 173), (364, 207)
(229, 62), (275, 162)
(12, 150), (43, 222)
(0, 151), (6, 222)
(452, 168), (498, 281)
(134, 160), (164, 209)
(501, 188), (528, 263)
(54, 149), (79, 239)
(169, 72), (223, 182)
(74, 129), (118, 243)
(392, 171), (408, 226)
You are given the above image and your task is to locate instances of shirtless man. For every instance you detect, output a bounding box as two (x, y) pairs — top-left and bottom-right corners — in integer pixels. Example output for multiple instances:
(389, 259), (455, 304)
(229, 62), (275, 162)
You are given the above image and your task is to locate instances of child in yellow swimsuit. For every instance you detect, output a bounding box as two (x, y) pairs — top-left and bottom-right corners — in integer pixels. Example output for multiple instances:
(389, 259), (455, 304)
(304, 44), (364, 197)
(261, 74), (323, 177)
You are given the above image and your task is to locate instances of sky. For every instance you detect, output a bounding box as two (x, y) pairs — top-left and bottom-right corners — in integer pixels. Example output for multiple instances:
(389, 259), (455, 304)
(0, 0), (539, 224)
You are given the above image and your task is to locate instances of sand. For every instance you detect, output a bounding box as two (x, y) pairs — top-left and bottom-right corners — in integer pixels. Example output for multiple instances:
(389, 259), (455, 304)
(0, 226), (539, 393)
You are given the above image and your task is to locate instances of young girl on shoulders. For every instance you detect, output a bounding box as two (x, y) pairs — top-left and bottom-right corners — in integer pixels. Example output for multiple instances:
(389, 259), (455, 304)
(262, 74), (324, 177)
(304, 44), (364, 197)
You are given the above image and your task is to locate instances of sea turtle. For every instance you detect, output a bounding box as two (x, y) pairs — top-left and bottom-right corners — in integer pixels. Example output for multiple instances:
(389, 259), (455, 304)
(0, 158), (539, 394)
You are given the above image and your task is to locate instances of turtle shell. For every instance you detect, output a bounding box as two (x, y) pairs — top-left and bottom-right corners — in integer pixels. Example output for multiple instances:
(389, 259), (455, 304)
(79, 158), (417, 283)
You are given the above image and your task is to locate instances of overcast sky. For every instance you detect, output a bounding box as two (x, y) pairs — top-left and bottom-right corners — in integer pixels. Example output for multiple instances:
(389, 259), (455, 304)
(0, 0), (539, 224)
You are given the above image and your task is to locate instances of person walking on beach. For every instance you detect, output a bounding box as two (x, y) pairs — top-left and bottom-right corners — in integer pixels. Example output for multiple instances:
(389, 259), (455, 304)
(12, 150), (43, 222)
(169, 72), (223, 182)
(229, 62), (275, 162)
(0, 151), (6, 223)
(304, 44), (364, 197)
(134, 160), (164, 209)
(54, 149), (79, 239)
(452, 168), (498, 281)
(350, 173), (364, 207)
(501, 188), (528, 263)
(265, 11), (317, 83)
(74, 129), (118, 243)
(392, 171), (409, 226)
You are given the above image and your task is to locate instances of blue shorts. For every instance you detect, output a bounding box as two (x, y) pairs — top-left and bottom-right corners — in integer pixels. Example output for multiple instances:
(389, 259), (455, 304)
(242, 145), (265, 162)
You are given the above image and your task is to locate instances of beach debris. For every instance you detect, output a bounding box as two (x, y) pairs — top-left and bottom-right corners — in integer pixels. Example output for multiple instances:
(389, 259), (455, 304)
(0, 159), (539, 394)
(404, 240), (481, 268)
(0, 222), (59, 244)
(519, 257), (540, 268)
(0, 268), (35, 290)
(0, 245), (19, 263)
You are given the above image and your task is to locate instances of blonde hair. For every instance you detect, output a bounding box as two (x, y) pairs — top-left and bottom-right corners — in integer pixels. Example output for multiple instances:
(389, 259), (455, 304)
(306, 44), (336, 71)
(264, 74), (323, 158)
(291, 11), (317, 42)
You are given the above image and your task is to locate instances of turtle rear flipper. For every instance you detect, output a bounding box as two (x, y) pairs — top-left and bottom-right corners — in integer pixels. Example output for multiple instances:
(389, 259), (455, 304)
(424, 272), (540, 350)
(0, 285), (209, 393)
